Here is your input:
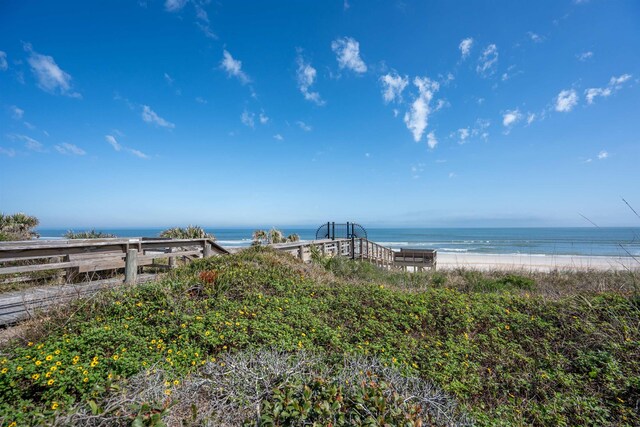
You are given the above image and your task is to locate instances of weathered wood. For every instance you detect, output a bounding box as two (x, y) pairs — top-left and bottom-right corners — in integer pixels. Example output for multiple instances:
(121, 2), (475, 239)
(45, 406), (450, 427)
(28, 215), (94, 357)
(124, 249), (138, 284)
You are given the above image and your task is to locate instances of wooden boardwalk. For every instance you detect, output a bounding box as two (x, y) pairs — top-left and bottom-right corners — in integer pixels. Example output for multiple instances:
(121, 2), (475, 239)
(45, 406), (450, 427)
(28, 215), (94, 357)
(0, 237), (436, 326)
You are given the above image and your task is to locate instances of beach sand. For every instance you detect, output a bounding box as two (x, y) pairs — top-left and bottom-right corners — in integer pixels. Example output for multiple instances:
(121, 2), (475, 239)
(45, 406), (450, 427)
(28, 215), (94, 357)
(437, 252), (639, 272)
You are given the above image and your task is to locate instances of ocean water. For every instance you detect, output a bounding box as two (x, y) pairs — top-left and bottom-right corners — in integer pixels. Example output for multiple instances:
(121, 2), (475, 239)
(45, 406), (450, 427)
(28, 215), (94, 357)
(36, 227), (640, 257)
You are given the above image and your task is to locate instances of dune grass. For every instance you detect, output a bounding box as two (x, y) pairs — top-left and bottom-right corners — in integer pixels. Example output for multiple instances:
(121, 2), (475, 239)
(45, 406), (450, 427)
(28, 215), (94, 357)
(0, 247), (638, 426)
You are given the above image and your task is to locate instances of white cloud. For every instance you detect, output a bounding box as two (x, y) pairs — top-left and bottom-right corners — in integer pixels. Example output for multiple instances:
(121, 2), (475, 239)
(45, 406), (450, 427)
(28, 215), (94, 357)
(380, 72), (408, 103)
(331, 37), (367, 74)
(9, 134), (44, 152)
(195, 97), (207, 104)
(448, 172), (456, 179)
(576, 51), (593, 61)
(141, 105), (175, 128)
(10, 106), (24, 120)
(105, 135), (122, 151)
(24, 44), (81, 98)
(597, 150), (608, 160)
(528, 32), (543, 43)
(426, 131), (438, 149)
(0, 147), (16, 157)
(584, 74), (631, 105)
(273, 134), (284, 141)
(0, 51), (7, 71)
(296, 121), (312, 131)
(502, 109), (522, 128)
(459, 38), (473, 59)
(164, 0), (187, 12)
(410, 163), (425, 179)
(259, 112), (269, 124)
(128, 148), (148, 159)
(609, 74), (632, 87)
(526, 112), (536, 125)
(403, 77), (439, 142)
(457, 128), (470, 144)
(241, 110), (255, 128)
(221, 50), (250, 84)
(193, 3), (216, 39)
(54, 142), (85, 156)
(393, 108), (399, 117)
(555, 89), (578, 112)
(295, 53), (324, 105)
(164, 72), (174, 85)
(476, 44), (498, 77)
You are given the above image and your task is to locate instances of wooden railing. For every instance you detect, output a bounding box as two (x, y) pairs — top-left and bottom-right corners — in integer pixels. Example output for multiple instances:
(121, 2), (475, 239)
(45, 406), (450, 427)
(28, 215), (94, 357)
(270, 238), (396, 268)
(0, 238), (228, 284)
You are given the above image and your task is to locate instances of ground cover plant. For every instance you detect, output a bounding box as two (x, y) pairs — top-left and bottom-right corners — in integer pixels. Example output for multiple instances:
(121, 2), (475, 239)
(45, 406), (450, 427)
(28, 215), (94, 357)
(0, 247), (638, 425)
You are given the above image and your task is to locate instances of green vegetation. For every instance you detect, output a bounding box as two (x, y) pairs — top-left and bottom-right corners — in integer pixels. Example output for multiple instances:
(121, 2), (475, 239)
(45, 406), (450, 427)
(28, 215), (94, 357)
(64, 229), (117, 239)
(0, 213), (39, 241)
(0, 248), (638, 425)
(159, 225), (214, 240)
(252, 228), (300, 245)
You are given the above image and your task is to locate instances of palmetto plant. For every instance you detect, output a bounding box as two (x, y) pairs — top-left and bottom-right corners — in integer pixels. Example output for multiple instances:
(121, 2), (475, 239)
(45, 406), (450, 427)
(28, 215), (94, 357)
(252, 228), (300, 245)
(0, 212), (40, 241)
(160, 225), (215, 240)
(64, 229), (116, 239)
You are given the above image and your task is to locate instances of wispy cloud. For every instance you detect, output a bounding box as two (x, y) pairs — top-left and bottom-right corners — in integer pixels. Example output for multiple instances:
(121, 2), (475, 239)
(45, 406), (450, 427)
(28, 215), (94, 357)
(331, 37), (367, 74)
(426, 131), (438, 149)
(555, 89), (578, 112)
(164, 0), (187, 12)
(296, 121), (312, 131)
(9, 134), (45, 152)
(476, 44), (498, 77)
(105, 135), (122, 151)
(456, 128), (470, 144)
(54, 142), (86, 156)
(195, 97), (207, 104)
(0, 147), (16, 157)
(164, 72), (174, 85)
(128, 148), (148, 159)
(273, 134), (284, 141)
(502, 109), (522, 132)
(459, 38), (473, 59)
(10, 105), (24, 120)
(142, 105), (175, 128)
(527, 32), (544, 43)
(259, 112), (269, 124)
(241, 110), (255, 128)
(24, 43), (81, 98)
(194, 2), (216, 39)
(410, 163), (425, 179)
(403, 77), (439, 142)
(585, 74), (632, 104)
(526, 112), (536, 125)
(221, 50), (250, 84)
(576, 51), (593, 61)
(295, 52), (325, 105)
(597, 150), (608, 160)
(380, 72), (408, 103)
(0, 51), (7, 71)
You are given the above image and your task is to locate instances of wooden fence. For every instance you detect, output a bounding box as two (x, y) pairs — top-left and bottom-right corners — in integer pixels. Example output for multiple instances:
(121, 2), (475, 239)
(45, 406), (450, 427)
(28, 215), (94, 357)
(0, 238), (228, 284)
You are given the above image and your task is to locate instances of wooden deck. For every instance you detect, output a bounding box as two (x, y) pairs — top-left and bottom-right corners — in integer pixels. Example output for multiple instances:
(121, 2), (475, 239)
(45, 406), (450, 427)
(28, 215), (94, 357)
(0, 237), (436, 326)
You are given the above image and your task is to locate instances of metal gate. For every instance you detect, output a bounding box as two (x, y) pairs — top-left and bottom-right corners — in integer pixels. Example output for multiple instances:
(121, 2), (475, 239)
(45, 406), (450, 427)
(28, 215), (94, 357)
(315, 222), (367, 240)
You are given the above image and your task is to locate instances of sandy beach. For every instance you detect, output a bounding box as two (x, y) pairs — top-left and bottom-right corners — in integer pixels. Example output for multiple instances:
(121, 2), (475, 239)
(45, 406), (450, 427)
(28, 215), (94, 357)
(437, 252), (639, 272)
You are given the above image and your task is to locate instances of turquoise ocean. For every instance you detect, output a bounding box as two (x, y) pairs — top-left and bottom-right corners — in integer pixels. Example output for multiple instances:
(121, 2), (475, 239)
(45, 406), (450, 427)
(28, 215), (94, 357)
(36, 227), (640, 257)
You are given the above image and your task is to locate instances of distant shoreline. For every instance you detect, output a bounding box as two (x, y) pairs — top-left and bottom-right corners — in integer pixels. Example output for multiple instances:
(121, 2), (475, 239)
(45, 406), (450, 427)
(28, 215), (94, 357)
(437, 252), (638, 272)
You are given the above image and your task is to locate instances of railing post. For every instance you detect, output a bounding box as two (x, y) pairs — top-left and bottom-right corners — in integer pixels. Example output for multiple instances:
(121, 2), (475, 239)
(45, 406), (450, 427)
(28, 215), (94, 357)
(168, 247), (176, 269)
(336, 240), (341, 256)
(298, 245), (305, 261)
(203, 242), (213, 258)
(125, 249), (138, 284)
(359, 238), (364, 260)
(322, 243), (326, 256)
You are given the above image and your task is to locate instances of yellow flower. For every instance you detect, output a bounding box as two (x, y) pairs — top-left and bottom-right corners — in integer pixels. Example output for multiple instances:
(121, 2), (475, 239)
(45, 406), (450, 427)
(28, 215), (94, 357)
(54, 349), (61, 355)
(108, 373), (113, 379)
(112, 355), (119, 361)
(27, 342), (34, 346)
(91, 361), (98, 367)
(50, 366), (57, 371)
(164, 389), (172, 395)
(47, 379), (55, 386)
(35, 360), (42, 366)
(72, 356), (80, 364)
(505, 325), (510, 330)
(83, 377), (89, 383)
(173, 379), (179, 385)
(17, 366), (23, 371)
(46, 355), (53, 361)
(51, 402), (59, 410)
(56, 361), (61, 366)
(32, 374), (40, 380)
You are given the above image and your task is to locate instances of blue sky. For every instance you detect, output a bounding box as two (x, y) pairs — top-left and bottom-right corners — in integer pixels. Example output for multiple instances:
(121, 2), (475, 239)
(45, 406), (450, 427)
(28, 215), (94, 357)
(1, 0), (639, 228)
